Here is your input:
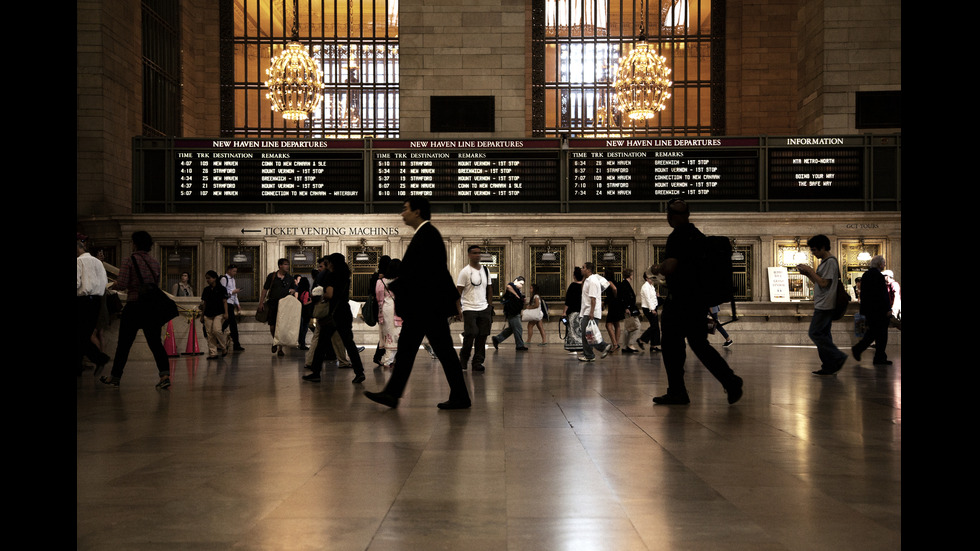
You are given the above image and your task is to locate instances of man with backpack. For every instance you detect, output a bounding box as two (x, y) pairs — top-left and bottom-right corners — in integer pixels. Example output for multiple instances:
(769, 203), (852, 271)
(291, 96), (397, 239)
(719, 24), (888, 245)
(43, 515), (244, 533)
(648, 198), (743, 405)
(797, 234), (849, 375)
(492, 276), (528, 351)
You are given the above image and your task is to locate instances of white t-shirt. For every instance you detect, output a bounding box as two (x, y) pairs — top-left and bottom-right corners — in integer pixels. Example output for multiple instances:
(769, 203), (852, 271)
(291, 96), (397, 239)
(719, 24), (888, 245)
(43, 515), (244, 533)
(456, 264), (489, 312)
(581, 273), (607, 319)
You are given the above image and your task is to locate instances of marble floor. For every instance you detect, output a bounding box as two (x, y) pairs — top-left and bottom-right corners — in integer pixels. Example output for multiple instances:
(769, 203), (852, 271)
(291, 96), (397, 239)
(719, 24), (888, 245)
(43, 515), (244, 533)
(77, 339), (901, 550)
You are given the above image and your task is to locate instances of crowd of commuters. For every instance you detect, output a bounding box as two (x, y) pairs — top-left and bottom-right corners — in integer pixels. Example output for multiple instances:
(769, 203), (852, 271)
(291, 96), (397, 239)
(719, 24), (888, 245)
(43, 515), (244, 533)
(80, 199), (897, 408)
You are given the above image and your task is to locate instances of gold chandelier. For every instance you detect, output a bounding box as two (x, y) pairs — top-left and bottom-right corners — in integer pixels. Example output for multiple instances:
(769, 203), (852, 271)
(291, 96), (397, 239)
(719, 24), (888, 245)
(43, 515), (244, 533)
(613, 0), (672, 120)
(265, 0), (324, 121)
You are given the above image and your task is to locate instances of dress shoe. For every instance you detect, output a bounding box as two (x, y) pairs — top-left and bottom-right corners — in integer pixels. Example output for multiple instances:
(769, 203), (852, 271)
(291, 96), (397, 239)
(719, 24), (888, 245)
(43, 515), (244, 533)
(233, 345), (246, 352)
(352, 373), (365, 384)
(652, 392), (690, 405)
(364, 390), (399, 408)
(492, 336), (499, 350)
(873, 359), (893, 366)
(437, 399), (471, 410)
(851, 345), (862, 361)
(725, 376), (743, 405)
(516, 346), (529, 351)
(472, 364), (485, 372)
(302, 373), (321, 382)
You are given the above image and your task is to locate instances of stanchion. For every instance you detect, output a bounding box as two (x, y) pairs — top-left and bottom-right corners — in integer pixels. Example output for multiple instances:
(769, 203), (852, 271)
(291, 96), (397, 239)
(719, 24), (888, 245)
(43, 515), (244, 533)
(164, 319), (180, 357)
(182, 308), (204, 356)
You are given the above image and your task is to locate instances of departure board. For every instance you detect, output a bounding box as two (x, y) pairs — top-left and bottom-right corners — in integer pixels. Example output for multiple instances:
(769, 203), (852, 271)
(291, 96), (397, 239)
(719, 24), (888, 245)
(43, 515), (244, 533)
(568, 138), (760, 200)
(768, 138), (864, 199)
(174, 139), (365, 201)
(372, 140), (561, 201)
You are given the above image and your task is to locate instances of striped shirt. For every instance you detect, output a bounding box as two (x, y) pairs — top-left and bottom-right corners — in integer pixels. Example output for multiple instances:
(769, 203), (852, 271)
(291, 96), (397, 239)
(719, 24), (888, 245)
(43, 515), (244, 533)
(116, 251), (161, 301)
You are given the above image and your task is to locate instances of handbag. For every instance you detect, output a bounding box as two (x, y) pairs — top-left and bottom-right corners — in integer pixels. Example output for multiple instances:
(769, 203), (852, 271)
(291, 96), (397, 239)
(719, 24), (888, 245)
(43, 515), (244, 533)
(363, 283), (381, 327)
(521, 307), (543, 322)
(130, 255), (178, 326)
(584, 318), (604, 345)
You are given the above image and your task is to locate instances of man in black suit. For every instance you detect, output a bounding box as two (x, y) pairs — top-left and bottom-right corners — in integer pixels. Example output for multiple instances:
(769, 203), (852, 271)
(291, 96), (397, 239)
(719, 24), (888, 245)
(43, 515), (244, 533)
(364, 197), (472, 409)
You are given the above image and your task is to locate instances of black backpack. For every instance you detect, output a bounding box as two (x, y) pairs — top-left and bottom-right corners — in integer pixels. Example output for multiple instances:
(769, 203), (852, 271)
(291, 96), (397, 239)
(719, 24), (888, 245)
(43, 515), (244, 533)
(695, 235), (735, 308)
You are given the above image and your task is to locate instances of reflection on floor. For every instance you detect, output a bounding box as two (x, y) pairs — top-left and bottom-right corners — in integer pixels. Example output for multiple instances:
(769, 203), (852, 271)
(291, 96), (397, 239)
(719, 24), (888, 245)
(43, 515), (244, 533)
(77, 341), (901, 550)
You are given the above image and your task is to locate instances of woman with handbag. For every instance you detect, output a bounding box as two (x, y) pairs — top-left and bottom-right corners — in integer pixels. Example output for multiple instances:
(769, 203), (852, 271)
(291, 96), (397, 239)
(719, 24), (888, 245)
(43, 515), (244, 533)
(523, 283), (547, 345)
(303, 253), (366, 384)
(100, 231), (174, 389)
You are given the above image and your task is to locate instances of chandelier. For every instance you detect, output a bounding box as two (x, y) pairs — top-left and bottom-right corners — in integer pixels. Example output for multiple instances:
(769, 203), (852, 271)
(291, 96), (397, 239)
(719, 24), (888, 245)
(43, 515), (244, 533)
(265, 0), (324, 121)
(613, 0), (672, 120)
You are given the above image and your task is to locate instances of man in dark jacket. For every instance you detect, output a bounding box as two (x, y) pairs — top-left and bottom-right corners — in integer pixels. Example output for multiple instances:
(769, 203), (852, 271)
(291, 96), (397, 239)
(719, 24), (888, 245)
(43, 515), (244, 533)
(852, 255), (891, 365)
(364, 197), (471, 409)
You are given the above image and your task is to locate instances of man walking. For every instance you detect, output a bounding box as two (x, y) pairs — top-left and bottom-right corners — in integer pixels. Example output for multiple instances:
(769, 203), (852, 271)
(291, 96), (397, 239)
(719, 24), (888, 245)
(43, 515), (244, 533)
(797, 234), (848, 375)
(457, 245), (493, 372)
(492, 276), (528, 351)
(219, 264), (245, 351)
(77, 239), (110, 374)
(851, 255), (891, 365)
(364, 197), (471, 409)
(649, 198), (743, 404)
(578, 262), (611, 362)
(636, 272), (661, 352)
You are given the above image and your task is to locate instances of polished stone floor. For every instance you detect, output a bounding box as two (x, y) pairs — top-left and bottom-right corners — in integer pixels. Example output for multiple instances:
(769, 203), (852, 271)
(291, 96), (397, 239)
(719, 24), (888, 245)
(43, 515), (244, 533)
(77, 339), (901, 550)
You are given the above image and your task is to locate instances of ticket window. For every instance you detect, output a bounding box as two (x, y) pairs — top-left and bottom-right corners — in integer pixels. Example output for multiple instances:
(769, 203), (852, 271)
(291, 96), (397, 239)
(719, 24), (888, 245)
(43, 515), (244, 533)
(591, 244), (627, 282)
(286, 245), (323, 292)
(775, 240), (814, 300)
(346, 245), (385, 301)
(732, 245), (752, 301)
(529, 244), (567, 302)
(222, 246), (260, 302)
(839, 240), (884, 300)
(161, 245), (198, 297)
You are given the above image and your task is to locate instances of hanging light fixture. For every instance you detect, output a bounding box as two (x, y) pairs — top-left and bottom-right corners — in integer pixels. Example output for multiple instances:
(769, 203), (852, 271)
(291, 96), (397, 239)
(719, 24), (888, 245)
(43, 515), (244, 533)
(857, 239), (872, 262)
(614, 0), (673, 121)
(265, 0), (324, 121)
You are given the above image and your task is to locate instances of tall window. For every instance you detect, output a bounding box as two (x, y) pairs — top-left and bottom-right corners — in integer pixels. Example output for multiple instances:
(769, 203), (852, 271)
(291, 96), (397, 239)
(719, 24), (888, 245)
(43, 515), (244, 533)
(532, 0), (720, 137)
(143, 0), (182, 136)
(226, 0), (399, 138)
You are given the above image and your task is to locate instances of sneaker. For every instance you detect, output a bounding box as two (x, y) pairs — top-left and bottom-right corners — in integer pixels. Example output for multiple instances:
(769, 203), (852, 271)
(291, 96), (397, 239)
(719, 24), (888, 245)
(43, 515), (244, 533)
(723, 339), (734, 348)
(600, 347), (611, 359)
(492, 336), (499, 350)
(99, 375), (120, 387)
(578, 355), (595, 362)
(155, 377), (171, 390)
(652, 393), (690, 405)
(302, 373), (321, 383)
(725, 376), (743, 405)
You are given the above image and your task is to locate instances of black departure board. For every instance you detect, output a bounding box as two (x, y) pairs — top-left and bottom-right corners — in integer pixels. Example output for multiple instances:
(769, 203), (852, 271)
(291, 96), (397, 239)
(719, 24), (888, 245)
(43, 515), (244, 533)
(568, 138), (760, 200)
(768, 138), (864, 199)
(174, 139), (365, 201)
(372, 140), (561, 201)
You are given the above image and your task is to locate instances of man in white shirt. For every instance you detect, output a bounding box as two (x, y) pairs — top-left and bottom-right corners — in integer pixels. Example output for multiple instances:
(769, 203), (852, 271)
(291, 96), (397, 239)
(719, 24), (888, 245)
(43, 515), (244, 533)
(77, 240), (110, 374)
(579, 262), (611, 362)
(637, 272), (661, 351)
(220, 264), (245, 351)
(457, 245), (493, 372)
